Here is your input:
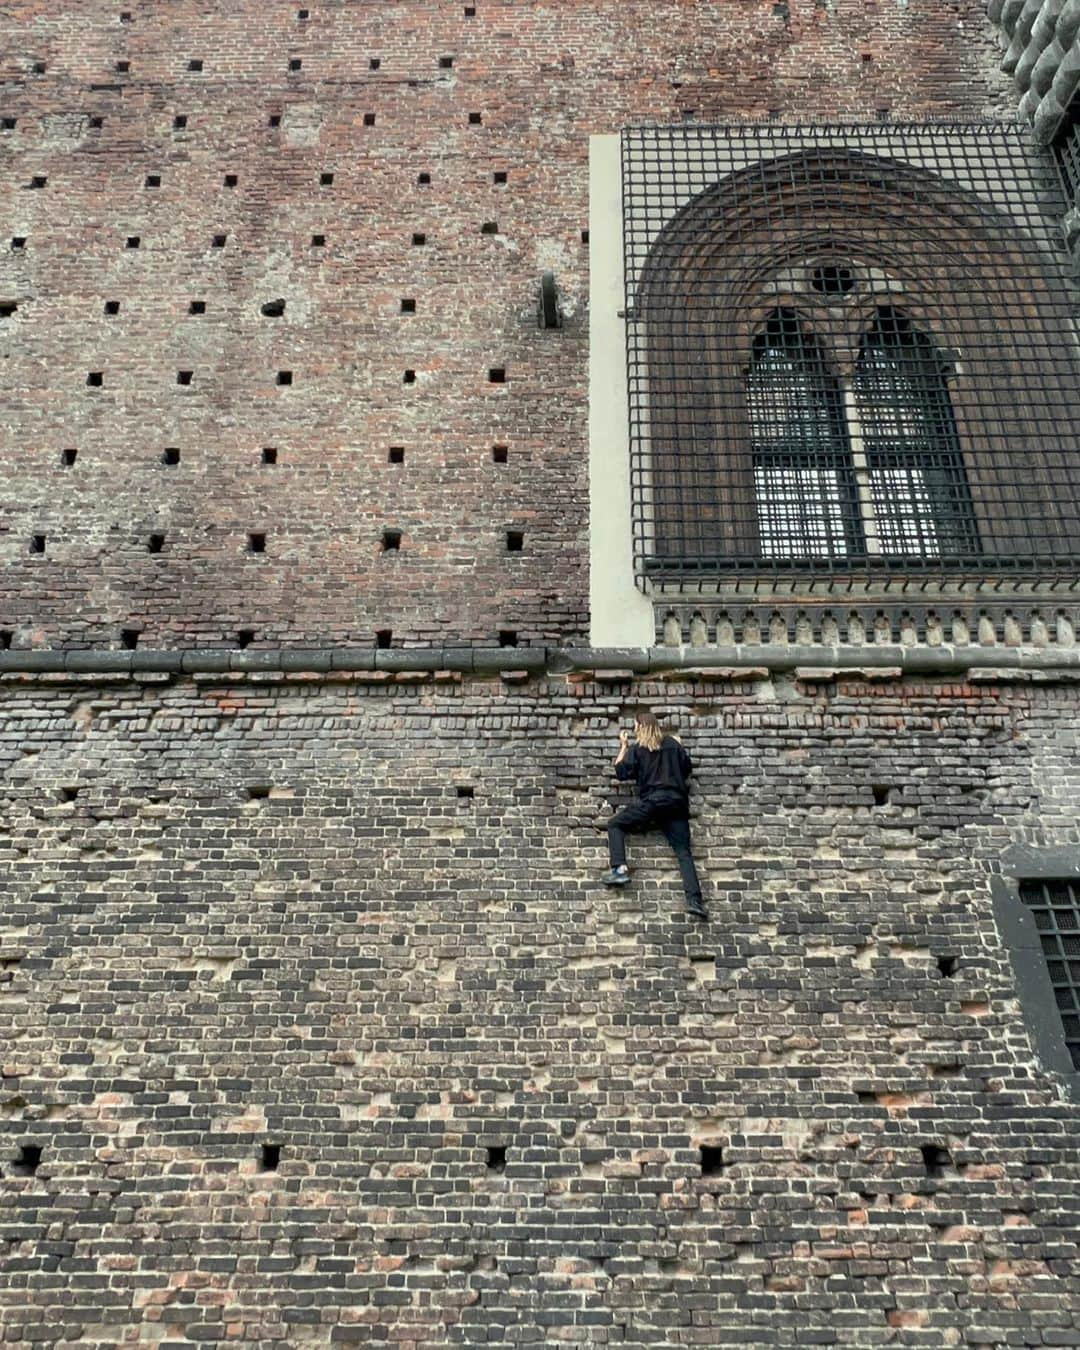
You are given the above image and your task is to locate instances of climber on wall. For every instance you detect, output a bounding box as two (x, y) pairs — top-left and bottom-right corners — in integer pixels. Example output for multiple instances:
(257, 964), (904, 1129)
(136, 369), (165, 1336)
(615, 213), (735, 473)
(600, 712), (708, 920)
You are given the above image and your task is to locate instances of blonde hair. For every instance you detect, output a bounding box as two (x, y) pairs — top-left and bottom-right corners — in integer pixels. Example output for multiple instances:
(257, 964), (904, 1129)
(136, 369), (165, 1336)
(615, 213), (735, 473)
(634, 712), (664, 753)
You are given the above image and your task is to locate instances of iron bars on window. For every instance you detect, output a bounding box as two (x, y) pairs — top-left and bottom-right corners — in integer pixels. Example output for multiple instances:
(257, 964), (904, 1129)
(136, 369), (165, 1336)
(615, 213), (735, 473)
(622, 122), (1080, 589)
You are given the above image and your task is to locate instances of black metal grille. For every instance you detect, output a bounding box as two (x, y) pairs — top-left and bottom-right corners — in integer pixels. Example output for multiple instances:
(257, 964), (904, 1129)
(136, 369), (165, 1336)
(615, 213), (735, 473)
(622, 123), (1080, 588)
(1020, 879), (1080, 1071)
(1054, 105), (1080, 209)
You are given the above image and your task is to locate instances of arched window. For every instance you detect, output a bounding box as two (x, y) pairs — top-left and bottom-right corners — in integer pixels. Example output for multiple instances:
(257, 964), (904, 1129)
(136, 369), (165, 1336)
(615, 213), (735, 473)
(748, 310), (863, 560)
(854, 307), (980, 558)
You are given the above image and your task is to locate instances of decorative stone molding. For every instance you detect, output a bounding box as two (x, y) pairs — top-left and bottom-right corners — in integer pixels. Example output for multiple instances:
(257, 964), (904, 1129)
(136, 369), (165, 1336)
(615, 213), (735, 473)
(988, 0), (1080, 143)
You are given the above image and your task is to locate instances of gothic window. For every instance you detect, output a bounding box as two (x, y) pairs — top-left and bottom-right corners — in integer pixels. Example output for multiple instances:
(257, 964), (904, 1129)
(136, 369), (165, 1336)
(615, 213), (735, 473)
(853, 307), (980, 559)
(748, 310), (862, 560)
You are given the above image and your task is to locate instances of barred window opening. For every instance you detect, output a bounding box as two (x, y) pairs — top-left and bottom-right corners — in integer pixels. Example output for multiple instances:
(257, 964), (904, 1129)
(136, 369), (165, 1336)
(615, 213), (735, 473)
(1020, 879), (1080, 1072)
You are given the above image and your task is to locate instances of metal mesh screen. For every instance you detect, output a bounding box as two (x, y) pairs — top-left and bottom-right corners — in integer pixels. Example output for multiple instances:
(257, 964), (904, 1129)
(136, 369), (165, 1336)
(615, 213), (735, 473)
(622, 123), (1080, 589)
(1055, 108), (1080, 209)
(1020, 879), (1080, 1071)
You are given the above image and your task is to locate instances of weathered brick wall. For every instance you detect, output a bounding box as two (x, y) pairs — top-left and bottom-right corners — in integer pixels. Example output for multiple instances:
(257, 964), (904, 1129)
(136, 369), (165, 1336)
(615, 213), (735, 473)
(0, 0), (1011, 649)
(2, 670), (1079, 1346)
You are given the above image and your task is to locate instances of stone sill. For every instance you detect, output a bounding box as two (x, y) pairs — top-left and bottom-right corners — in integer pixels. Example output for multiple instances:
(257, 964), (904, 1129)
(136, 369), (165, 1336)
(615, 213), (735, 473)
(1, 644), (1080, 683)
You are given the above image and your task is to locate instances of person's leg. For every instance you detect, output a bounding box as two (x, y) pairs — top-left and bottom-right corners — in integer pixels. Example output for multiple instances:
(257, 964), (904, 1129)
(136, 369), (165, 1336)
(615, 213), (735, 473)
(659, 812), (707, 916)
(604, 800), (654, 881)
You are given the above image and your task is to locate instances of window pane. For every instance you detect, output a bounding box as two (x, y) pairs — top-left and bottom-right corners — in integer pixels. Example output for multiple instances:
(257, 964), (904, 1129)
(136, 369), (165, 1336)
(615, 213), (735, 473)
(754, 463), (850, 559)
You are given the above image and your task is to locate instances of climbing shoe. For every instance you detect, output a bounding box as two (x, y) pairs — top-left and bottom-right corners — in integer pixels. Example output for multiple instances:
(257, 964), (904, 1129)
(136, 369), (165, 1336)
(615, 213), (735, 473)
(686, 898), (709, 920)
(601, 867), (631, 887)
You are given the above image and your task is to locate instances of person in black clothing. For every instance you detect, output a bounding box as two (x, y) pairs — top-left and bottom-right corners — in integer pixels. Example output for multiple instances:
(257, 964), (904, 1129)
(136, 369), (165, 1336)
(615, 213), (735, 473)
(601, 712), (707, 920)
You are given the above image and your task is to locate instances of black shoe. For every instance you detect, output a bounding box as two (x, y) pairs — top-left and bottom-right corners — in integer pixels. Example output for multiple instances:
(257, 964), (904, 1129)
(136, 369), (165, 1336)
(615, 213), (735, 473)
(686, 898), (709, 920)
(601, 867), (631, 887)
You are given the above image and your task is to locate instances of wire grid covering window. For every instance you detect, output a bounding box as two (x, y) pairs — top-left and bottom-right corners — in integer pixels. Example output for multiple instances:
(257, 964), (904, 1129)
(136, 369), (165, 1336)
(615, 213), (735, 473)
(623, 123), (1080, 587)
(1020, 879), (1080, 1071)
(1054, 101), (1080, 210)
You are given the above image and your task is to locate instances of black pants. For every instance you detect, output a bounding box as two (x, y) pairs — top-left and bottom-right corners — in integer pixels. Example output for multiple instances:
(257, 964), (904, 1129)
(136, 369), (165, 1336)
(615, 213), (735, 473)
(607, 795), (703, 907)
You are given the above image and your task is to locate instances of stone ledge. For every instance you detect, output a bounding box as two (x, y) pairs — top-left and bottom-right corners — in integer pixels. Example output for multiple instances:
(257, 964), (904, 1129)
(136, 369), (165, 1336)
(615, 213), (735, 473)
(1, 644), (1080, 682)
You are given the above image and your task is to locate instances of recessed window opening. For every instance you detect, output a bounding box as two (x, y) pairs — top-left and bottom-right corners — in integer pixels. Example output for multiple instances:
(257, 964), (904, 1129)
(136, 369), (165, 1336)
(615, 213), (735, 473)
(319, 171), (333, 185)
(417, 172), (431, 185)
(488, 367), (506, 383)
(126, 236), (140, 248)
(810, 262), (855, 295)
(289, 57), (302, 71)
(381, 529), (402, 551)
(262, 446), (278, 465)
(498, 630), (518, 647)
(871, 784), (895, 807)
(89, 116), (103, 128)
(121, 628), (139, 649)
(936, 954), (959, 978)
(388, 446), (405, 464)
(145, 173), (161, 188)
(506, 530), (524, 552)
(481, 221), (498, 234)
(12, 1144), (42, 1176)
(116, 60), (130, 72)
(412, 232), (426, 246)
(211, 233), (227, 248)
(276, 370), (292, 385)
(375, 628), (392, 648)
(237, 629), (255, 648)
(492, 445), (508, 463)
(104, 300), (120, 315)
(0, 631), (12, 649)
(11, 237), (26, 250)
(261, 298), (285, 317)
(189, 300), (206, 314)
(60, 786), (78, 801)
(400, 297), (416, 313)
(268, 113), (281, 127)
(62, 448), (78, 467)
(369, 57), (381, 69)
(2, 117), (16, 130)
(363, 113), (376, 126)
(87, 372), (103, 386)
(440, 56), (454, 68)
(0, 301), (16, 317)
(163, 447), (180, 465)
(177, 370), (193, 385)
(1019, 878), (1080, 1069)
(457, 785), (476, 800)
(485, 1144), (506, 1171)
(28, 175), (47, 189)
(248, 532), (266, 553)
(699, 1145), (724, 1176)
(248, 784), (272, 800)
(188, 58), (204, 71)
(173, 115), (187, 130)
(469, 111), (482, 124)
(148, 533), (165, 553)
(493, 171), (507, 184)
(311, 233), (325, 247)
(224, 173), (238, 187)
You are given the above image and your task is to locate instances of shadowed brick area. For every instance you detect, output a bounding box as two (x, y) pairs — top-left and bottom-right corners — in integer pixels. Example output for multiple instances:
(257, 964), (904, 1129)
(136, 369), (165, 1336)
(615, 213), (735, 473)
(1, 670), (1079, 1345)
(0, 0), (1009, 649)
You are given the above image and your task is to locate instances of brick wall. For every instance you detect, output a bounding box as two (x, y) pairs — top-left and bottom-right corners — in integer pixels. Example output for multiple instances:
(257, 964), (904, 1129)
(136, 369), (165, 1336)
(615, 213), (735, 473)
(0, 0), (1010, 649)
(2, 669), (1079, 1345)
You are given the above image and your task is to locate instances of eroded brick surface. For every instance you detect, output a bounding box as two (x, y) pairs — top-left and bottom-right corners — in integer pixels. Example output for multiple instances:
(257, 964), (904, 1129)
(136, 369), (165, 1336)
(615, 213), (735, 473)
(1, 671), (1079, 1345)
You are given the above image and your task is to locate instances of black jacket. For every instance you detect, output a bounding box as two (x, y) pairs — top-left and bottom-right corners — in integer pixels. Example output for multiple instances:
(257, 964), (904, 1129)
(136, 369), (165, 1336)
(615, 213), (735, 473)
(615, 736), (692, 803)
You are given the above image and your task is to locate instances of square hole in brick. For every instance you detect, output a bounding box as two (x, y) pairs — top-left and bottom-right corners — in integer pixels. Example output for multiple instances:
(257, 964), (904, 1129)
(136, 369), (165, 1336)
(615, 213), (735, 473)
(921, 1144), (951, 1179)
(224, 173), (238, 187)
(0, 631), (11, 650)
(417, 172), (431, 185)
(144, 174), (161, 188)
(260, 1143), (281, 1170)
(12, 1144), (42, 1176)
(493, 171), (507, 184)
(60, 785), (78, 801)
(2, 117), (16, 130)
(88, 116), (103, 129)
(87, 372), (103, 386)
(388, 446), (405, 464)
(400, 297), (416, 314)
(375, 629), (392, 649)
(32, 63), (46, 75)
(936, 954), (959, 978)
(412, 233), (426, 246)
(381, 529), (402, 551)
(363, 113), (376, 126)
(268, 113), (282, 127)
(465, 4), (476, 13)
(262, 446), (278, 465)
(248, 784), (271, 800)
(289, 58), (302, 71)
(177, 370), (193, 385)
(468, 111), (482, 124)
(492, 445), (508, 464)
(581, 229), (590, 244)
(871, 785), (896, 807)
(121, 628), (139, 649)
(699, 1145), (724, 1177)
(30, 534), (45, 553)
(320, 171), (334, 185)
(188, 58), (204, 71)
(173, 115), (188, 130)
(311, 233), (325, 247)
(485, 1144), (505, 1171)
(440, 56), (454, 68)
(104, 300), (120, 315)
(369, 57), (381, 69)
(163, 447), (180, 465)
(126, 236), (141, 249)
(498, 630), (518, 648)
(189, 300), (206, 315)
(276, 370), (292, 386)
(457, 785), (476, 800)
(237, 629), (255, 648)
(11, 237), (26, 250)
(147, 533), (164, 554)
(120, 10), (133, 20)
(488, 367), (506, 383)
(481, 221), (498, 234)
(116, 60), (130, 73)
(261, 298), (285, 317)
(297, 7), (309, 18)
(28, 175), (47, 189)
(62, 448), (78, 467)
(248, 532), (266, 553)
(211, 233), (227, 248)
(403, 369), (416, 384)
(505, 530), (524, 552)
(0, 301), (16, 318)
